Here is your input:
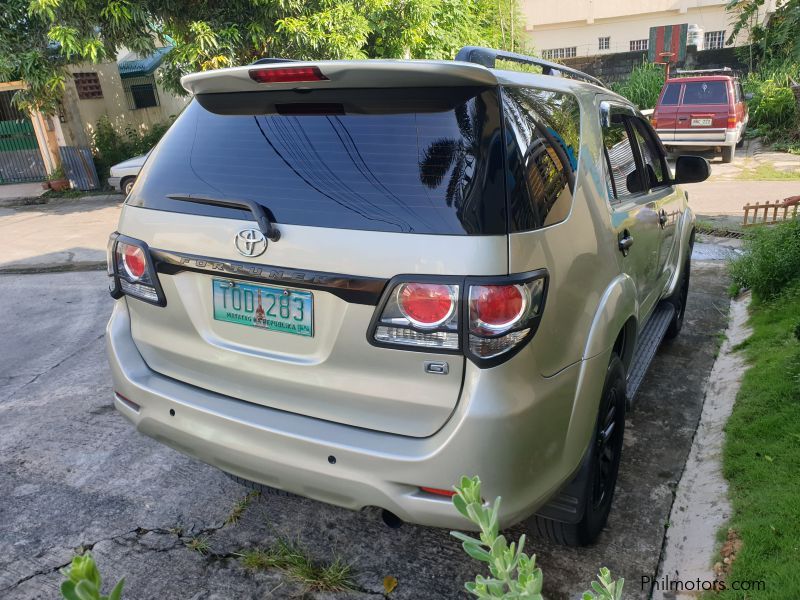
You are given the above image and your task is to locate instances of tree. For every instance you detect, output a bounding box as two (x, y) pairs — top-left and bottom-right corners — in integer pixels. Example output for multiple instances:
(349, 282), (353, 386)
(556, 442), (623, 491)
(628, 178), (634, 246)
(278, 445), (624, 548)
(727, 0), (800, 66)
(1, 0), (527, 113)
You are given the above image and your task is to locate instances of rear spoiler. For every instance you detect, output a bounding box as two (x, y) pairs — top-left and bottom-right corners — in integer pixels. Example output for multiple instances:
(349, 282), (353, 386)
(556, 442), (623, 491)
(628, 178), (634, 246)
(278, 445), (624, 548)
(181, 60), (498, 95)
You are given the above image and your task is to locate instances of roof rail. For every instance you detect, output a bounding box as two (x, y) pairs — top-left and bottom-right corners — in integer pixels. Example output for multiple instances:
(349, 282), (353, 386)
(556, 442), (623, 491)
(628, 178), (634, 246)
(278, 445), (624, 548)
(455, 46), (607, 89)
(673, 67), (735, 76)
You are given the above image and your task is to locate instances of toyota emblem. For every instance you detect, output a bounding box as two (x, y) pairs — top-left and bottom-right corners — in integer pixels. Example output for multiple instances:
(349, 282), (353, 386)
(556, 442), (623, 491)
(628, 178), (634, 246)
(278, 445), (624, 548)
(234, 229), (267, 257)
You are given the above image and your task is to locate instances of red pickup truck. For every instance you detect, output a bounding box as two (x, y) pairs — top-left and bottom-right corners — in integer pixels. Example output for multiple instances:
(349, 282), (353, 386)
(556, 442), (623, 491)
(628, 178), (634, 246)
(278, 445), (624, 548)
(652, 70), (749, 163)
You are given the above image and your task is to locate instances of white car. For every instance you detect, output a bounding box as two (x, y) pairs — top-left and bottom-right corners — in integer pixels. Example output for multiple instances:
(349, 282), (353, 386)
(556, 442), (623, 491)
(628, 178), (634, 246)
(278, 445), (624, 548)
(108, 153), (148, 195)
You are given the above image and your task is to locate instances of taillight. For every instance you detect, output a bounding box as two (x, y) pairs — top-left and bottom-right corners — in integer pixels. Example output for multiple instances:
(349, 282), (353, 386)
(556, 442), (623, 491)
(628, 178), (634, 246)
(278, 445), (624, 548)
(726, 116), (737, 129)
(650, 114), (658, 127)
(249, 66), (328, 84)
(371, 280), (460, 350)
(107, 233), (165, 306)
(469, 285), (526, 332)
(369, 271), (547, 366)
(467, 276), (546, 363)
(121, 244), (146, 280)
(397, 283), (456, 328)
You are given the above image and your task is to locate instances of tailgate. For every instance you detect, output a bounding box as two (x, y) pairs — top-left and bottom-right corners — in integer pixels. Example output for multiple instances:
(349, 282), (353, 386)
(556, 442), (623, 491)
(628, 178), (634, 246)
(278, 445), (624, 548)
(675, 80), (730, 142)
(116, 79), (508, 438)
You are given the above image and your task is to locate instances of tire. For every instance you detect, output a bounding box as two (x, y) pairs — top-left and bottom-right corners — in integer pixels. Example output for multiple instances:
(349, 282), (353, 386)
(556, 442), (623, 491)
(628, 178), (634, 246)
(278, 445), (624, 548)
(121, 176), (136, 196)
(721, 145), (735, 163)
(736, 134), (745, 149)
(529, 354), (626, 546)
(665, 254), (691, 340)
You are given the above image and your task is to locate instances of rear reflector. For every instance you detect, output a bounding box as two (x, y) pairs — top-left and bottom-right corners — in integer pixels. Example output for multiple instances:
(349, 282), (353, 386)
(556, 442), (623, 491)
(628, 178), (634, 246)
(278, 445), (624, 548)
(114, 391), (140, 412)
(249, 66), (328, 84)
(419, 486), (456, 498)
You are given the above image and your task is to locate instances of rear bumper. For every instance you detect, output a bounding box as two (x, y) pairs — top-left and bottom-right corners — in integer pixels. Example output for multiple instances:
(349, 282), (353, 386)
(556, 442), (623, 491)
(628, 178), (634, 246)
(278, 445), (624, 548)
(660, 129), (739, 148)
(106, 298), (608, 530)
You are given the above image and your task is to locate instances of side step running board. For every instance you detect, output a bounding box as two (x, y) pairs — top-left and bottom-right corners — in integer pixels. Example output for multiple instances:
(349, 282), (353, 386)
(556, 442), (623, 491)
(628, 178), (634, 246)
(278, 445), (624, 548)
(626, 302), (675, 406)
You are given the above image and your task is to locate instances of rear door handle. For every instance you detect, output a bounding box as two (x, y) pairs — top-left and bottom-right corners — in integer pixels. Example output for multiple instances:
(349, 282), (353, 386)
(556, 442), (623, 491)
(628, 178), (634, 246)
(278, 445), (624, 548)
(618, 231), (634, 256)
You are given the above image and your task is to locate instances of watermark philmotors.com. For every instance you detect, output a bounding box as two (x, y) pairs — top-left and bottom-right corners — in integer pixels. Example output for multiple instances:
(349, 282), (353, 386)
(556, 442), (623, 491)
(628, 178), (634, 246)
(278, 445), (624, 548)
(643, 575), (766, 593)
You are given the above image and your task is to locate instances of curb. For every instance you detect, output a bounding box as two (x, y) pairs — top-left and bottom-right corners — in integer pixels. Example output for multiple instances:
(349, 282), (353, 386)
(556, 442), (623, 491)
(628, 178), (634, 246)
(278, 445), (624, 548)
(0, 261), (107, 275)
(0, 197), (50, 208)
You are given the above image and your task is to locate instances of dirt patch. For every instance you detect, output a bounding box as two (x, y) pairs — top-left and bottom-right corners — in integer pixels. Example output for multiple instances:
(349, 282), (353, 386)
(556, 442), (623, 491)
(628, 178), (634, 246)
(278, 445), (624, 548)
(713, 528), (743, 580)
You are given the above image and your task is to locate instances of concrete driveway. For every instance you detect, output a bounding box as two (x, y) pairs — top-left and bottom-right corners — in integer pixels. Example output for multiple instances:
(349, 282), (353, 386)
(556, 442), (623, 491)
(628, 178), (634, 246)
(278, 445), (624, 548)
(0, 253), (730, 599)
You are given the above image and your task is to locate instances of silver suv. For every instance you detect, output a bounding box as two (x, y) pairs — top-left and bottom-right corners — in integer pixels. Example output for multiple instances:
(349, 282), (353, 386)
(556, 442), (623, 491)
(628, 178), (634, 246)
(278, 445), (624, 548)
(105, 47), (708, 546)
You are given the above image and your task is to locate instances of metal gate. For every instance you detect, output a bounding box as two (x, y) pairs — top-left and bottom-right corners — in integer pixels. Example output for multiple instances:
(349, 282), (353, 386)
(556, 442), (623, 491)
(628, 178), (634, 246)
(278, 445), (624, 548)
(0, 91), (47, 184)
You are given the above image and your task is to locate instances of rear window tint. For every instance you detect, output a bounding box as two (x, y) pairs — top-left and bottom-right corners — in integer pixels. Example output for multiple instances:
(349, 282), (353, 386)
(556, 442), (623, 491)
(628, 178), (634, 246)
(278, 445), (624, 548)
(502, 86), (581, 232)
(682, 81), (728, 105)
(660, 83), (680, 105)
(127, 87), (506, 235)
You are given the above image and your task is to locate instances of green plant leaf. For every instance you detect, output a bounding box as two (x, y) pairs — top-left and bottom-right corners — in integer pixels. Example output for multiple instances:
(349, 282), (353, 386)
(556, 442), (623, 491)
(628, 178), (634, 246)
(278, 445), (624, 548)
(452, 493), (470, 519)
(462, 542), (493, 564)
(107, 578), (125, 600)
(74, 579), (100, 600)
(61, 580), (80, 600)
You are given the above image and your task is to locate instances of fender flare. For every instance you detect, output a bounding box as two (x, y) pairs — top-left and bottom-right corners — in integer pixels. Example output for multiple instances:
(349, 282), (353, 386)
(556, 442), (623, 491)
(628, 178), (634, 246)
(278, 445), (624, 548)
(582, 274), (638, 362)
(665, 207), (696, 298)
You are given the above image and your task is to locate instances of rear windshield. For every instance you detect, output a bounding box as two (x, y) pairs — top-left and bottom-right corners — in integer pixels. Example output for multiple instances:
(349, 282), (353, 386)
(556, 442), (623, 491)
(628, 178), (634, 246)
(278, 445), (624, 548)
(682, 81), (728, 105)
(127, 87), (506, 235)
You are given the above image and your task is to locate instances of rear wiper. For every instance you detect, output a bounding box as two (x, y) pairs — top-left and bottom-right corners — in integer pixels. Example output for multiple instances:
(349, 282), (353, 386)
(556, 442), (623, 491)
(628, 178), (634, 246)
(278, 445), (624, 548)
(167, 194), (281, 241)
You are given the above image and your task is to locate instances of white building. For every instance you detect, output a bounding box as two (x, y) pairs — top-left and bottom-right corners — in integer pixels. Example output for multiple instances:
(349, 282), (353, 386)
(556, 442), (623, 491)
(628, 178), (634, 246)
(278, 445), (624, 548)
(521, 0), (777, 58)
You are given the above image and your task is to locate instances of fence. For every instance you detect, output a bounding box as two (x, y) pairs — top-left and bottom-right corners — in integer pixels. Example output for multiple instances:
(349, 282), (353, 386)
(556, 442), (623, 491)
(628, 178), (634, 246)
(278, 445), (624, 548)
(59, 146), (100, 190)
(742, 197), (800, 226)
(0, 90), (48, 183)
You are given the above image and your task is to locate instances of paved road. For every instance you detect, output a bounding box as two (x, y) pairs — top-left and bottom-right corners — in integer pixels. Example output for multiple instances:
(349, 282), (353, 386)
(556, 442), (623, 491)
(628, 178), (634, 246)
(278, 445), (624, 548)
(0, 257), (730, 600)
(0, 195), (121, 273)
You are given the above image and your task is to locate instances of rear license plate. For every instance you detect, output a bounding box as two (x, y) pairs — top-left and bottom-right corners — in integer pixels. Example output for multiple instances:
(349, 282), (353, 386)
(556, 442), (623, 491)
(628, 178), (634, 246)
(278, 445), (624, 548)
(212, 279), (313, 337)
(691, 118), (712, 127)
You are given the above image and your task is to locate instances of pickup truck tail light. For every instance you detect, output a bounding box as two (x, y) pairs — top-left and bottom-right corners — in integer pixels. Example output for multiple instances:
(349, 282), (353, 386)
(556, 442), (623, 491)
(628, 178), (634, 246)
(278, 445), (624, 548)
(369, 271), (548, 367)
(107, 233), (166, 306)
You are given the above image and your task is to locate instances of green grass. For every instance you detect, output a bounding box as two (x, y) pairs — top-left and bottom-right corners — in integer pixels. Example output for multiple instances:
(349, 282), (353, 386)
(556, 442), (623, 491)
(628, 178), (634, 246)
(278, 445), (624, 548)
(225, 490), (259, 525)
(736, 163), (800, 181)
(716, 281), (800, 598)
(239, 538), (353, 592)
(186, 536), (211, 556)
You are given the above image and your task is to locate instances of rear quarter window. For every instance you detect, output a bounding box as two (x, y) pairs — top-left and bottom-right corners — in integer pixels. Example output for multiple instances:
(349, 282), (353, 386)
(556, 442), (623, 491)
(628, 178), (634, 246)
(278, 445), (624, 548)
(659, 83), (681, 105)
(127, 87), (506, 235)
(501, 86), (581, 232)
(682, 81), (728, 105)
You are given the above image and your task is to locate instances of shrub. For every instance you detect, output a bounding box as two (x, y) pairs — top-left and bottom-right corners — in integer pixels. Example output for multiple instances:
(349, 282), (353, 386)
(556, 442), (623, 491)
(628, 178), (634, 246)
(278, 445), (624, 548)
(729, 219), (800, 299)
(92, 115), (174, 185)
(610, 61), (665, 110)
(450, 476), (623, 599)
(60, 553), (124, 600)
(742, 65), (800, 144)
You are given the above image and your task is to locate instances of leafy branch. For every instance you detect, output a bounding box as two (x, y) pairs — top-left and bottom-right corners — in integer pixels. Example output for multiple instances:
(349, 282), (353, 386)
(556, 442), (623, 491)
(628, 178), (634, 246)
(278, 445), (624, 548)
(451, 476), (624, 600)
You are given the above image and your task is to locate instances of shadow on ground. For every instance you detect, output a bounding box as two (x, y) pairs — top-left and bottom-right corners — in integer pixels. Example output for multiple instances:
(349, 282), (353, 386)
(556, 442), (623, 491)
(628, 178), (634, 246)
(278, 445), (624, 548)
(0, 262), (730, 599)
